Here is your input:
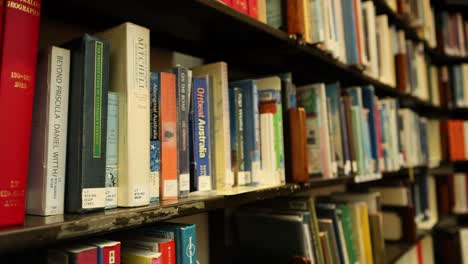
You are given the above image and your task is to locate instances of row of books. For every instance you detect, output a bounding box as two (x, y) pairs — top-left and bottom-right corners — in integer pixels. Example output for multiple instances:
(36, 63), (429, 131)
(297, 83), (436, 183)
(235, 193), (386, 264)
(436, 11), (468, 57)
(368, 174), (439, 233)
(218, 0), (267, 22)
(47, 222), (196, 264)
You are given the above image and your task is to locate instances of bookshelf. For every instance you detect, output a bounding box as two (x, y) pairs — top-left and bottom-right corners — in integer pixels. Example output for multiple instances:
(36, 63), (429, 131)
(0, 0), (467, 262)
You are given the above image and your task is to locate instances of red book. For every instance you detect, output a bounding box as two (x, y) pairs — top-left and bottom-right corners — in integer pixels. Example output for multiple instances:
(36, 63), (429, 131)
(416, 241), (423, 264)
(158, 239), (176, 264)
(353, 0), (363, 64)
(0, 0), (41, 226)
(231, 0), (248, 14)
(89, 240), (121, 264)
(247, 0), (258, 19)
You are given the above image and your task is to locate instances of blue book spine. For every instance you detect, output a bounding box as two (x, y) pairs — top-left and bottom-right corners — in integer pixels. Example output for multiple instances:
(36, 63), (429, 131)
(172, 66), (191, 197)
(341, 0), (359, 64)
(454, 65), (464, 107)
(362, 85), (379, 173)
(149, 73), (160, 201)
(379, 102), (389, 171)
(231, 80), (261, 185)
(190, 77), (211, 192)
(105, 92), (119, 208)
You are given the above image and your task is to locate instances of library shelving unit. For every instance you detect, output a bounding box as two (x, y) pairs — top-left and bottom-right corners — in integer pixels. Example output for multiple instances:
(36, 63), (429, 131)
(2, 0), (468, 262)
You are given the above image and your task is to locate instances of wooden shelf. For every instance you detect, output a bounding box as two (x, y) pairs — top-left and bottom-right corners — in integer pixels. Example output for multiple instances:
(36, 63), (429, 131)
(0, 176), (353, 253)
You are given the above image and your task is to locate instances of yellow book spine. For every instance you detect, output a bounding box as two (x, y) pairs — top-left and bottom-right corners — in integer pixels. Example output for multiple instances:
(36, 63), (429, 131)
(359, 203), (374, 264)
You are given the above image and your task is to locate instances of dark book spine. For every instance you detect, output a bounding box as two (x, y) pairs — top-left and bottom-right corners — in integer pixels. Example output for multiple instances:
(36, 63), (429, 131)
(65, 34), (109, 213)
(173, 67), (190, 197)
(150, 72), (160, 201)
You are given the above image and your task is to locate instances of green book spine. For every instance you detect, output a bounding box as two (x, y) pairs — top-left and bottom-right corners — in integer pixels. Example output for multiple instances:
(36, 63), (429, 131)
(338, 204), (358, 264)
(351, 106), (365, 178)
(309, 198), (326, 264)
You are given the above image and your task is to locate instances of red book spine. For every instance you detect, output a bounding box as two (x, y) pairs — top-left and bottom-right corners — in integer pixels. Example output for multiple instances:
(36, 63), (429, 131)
(102, 244), (121, 264)
(353, 0), (363, 64)
(459, 120), (466, 160)
(0, 0), (41, 226)
(447, 121), (458, 161)
(416, 241), (423, 264)
(75, 248), (98, 264)
(160, 73), (178, 200)
(158, 240), (176, 264)
(248, 0), (258, 19)
(231, 0), (248, 14)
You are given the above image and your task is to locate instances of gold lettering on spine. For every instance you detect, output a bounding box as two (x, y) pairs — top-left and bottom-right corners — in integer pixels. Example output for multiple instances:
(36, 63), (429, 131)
(6, 0), (40, 16)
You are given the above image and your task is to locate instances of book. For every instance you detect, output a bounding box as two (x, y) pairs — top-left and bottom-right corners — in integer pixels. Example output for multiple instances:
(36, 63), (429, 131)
(105, 92), (119, 208)
(192, 62), (233, 190)
(149, 73), (160, 202)
(48, 245), (98, 264)
(316, 203), (347, 264)
(235, 210), (313, 259)
(157, 72), (178, 200)
(287, 108), (308, 183)
(97, 22), (150, 207)
(297, 85), (321, 175)
(64, 34), (109, 213)
(248, 0), (258, 18)
(229, 87), (246, 186)
(172, 66), (191, 198)
(336, 204), (358, 264)
(257, 77), (285, 183)
(123, 235), (175, 264)
(148, 223), (197, 264)
(27, 46), (70, 216)
(341, 0), (359, 64)
(325, 83), (345, 177)
(0, 0), (42, 226)
(190, 76), (212, 192)
(318, 219), (341, 264)
(88, 239), (121, 264)
(260, 113), (278, 185)
(230, 80), (261, 185)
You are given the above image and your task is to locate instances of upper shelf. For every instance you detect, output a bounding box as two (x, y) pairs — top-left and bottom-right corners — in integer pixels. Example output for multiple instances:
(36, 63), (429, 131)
(39, 0), (468, 119)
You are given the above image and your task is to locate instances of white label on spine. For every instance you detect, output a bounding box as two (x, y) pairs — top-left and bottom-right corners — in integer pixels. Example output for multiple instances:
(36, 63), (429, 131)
(132, 186), (148, 203)
(352, 161), (357, 172)
(238, 171), (248, 186)
(164, 180), (178, 197)
(179, 173), (190, 192)
(105, 187), (117, 208)
(82, 188), (105, 209)
(344, 161), (351, 176)
(150, 171), (159, 200)
(199, 176), (211, 192)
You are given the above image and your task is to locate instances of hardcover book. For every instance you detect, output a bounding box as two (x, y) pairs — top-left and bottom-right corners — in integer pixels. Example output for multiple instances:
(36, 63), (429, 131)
(190, 76), (212, 192)
(0, 0), (42, 226)
(105, 92), (119, 208)
(48, 245), (98, 264)
(97, 22), (150, 207)
(64, 34), (109, 213)
(27, 46), (70, 216)
(172, 66), (191, 197)
(88, 239), (121, 264)
(148, 223), (197, 264)
(149, 73), (160, 201)
(229, 87), (247, 186)
(230, 79), (261, 185)
(192, 62), (233, 190)
(287, 108), (309, 183)
(121, 248), (162, 264)
(257, 76), (285, 183)
(157, 72), (178, 200)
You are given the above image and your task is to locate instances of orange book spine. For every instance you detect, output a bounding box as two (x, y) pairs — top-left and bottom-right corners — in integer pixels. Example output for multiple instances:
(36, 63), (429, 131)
(459, 121), (466, 160)
(288, 108), (308, 183)
(353, 0), (363, 64)
(160, 72), (178, 200)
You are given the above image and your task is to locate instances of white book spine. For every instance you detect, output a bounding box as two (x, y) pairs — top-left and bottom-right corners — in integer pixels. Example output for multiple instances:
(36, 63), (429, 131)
(98, 23), (150, 206)
(27, 47), (70, 216)
(221, 64), (234, 188)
